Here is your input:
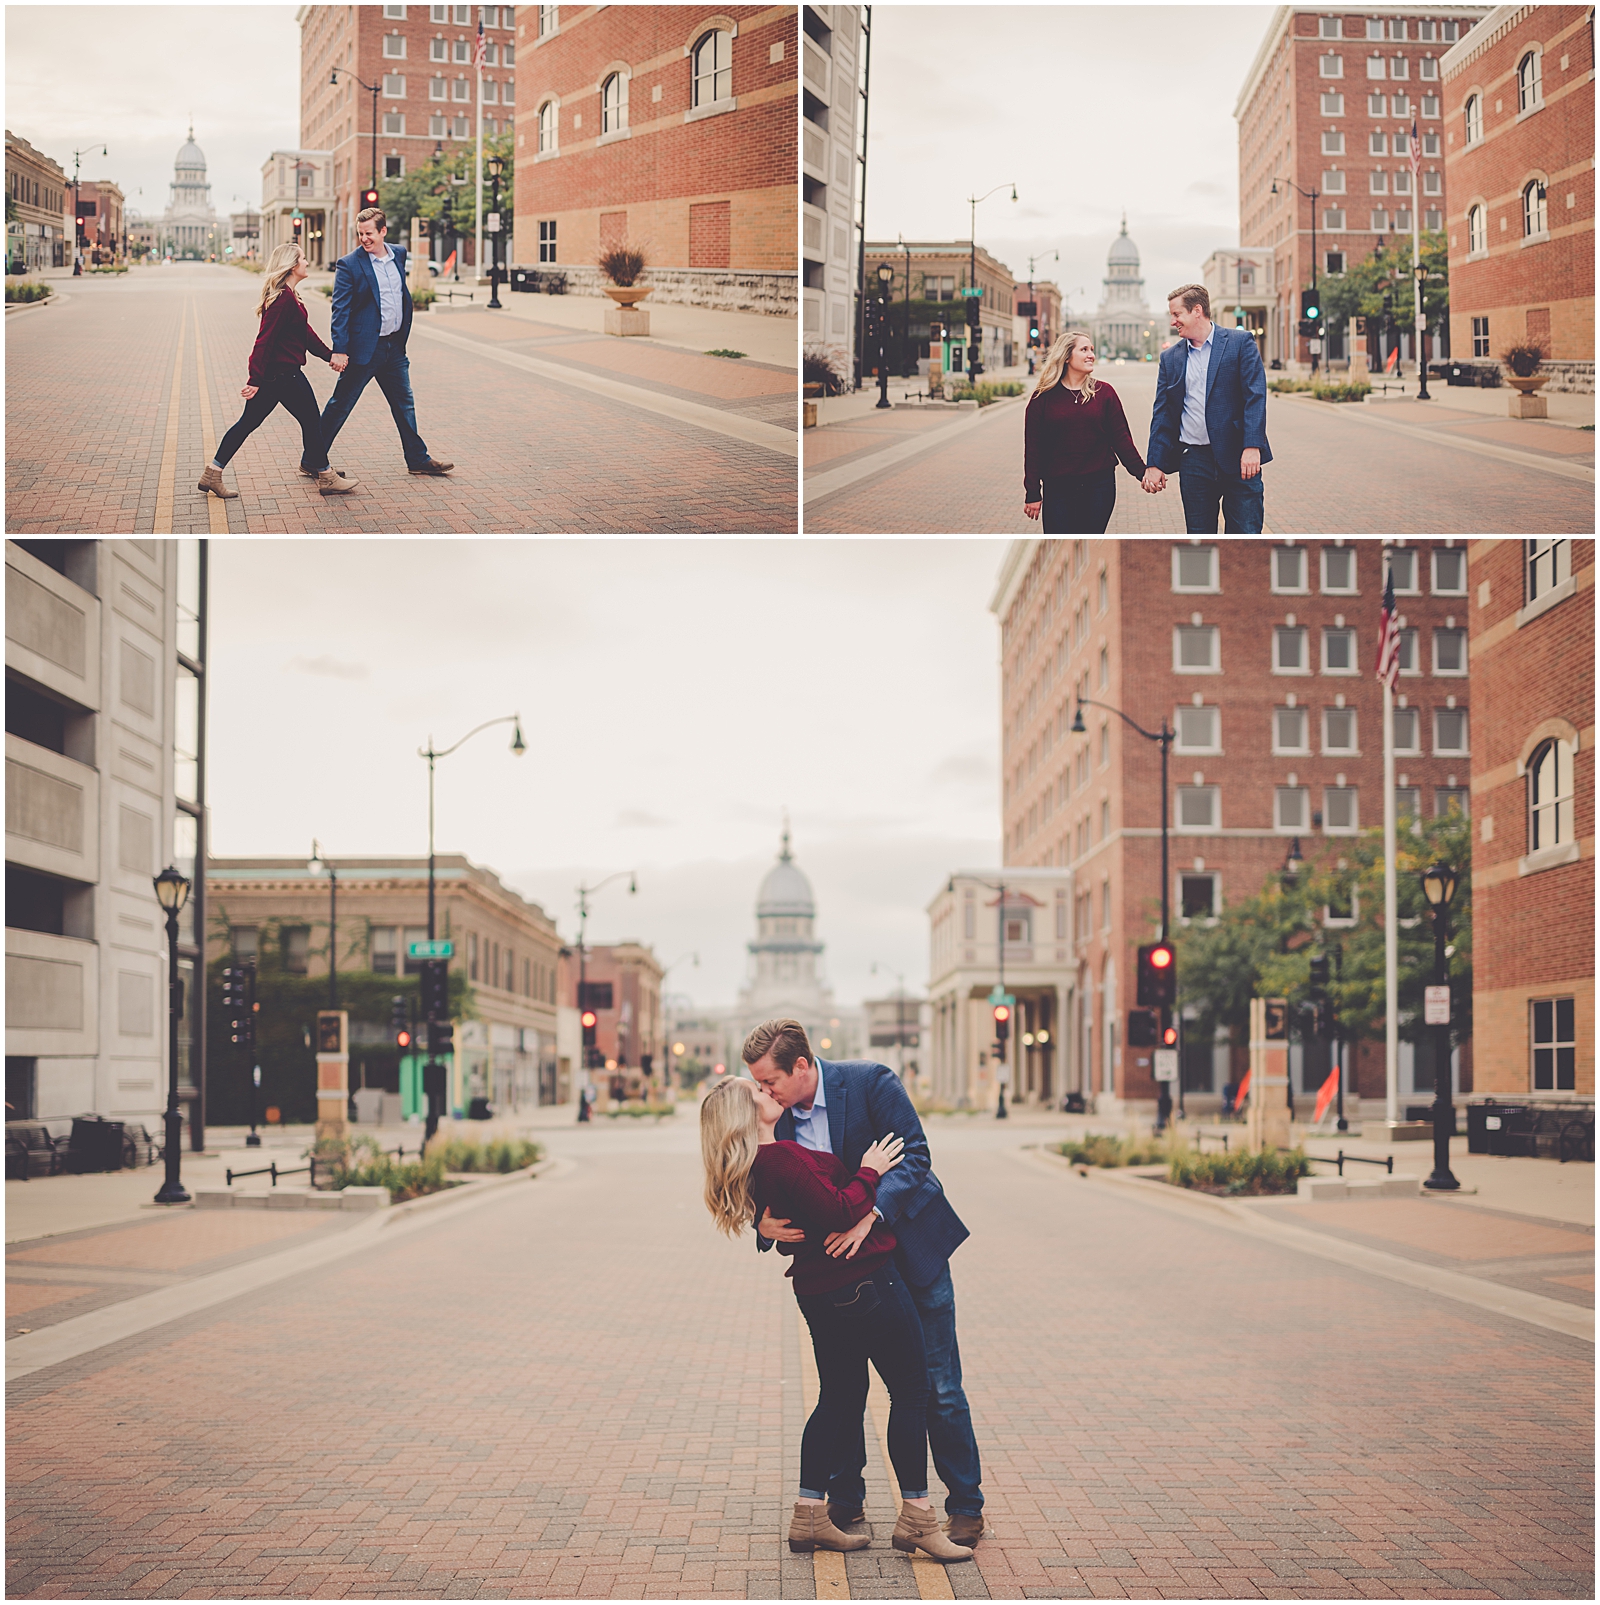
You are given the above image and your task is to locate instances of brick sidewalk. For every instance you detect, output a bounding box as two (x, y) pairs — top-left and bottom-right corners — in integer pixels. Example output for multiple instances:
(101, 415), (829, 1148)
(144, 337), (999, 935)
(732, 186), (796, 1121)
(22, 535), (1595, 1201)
(4, 266), (797, 535)
(6, 1135), (1592, 1598)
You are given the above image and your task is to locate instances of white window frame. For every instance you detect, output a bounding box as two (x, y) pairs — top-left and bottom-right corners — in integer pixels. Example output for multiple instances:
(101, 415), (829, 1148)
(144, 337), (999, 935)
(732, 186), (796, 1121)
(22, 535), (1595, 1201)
(1321, 544), (1357, 593)
(1467, 203), (1487, 256)
(1435, 787), (1470, 819)
(537, 97), (558, 154)
(1322, 627), (1358, 675)
(601, 69), (630, 137)
(1385, 546), (1419, 593)
(1271, 545), (1308, 593)
(1420, 55), (1439, 79)
(1319, 16), (1342, 39)
(537, 3), (558, 38)
(1323, 886), (1360, 927)
(1421, 93), (1440, 119)
(383, 33), (407, 57)
(1173, 625), (1220, 674)
(1396, 627), (1419, 676)
(1389, 54), (1409, 79)
(1394, 786), (1422, 821)
(1322, 706), (1359, 754)
(1393, 167), (1413, 195)
(430, 37), (448, 61)
(453, 37), (470, 62)
(1323, 208), (1346, 231)
(1517, 47), (1543, 116)
(1274, 626), (1309, 675)
(1433, 627), (1468, 676)
(382, 112), (406, 134)
(1368, 91), (1388, 116)
(452, 76), (471, 101)
(1323, 786), (1360, 834)
(691, 27), (734, 111)
(1530, 996), (1577, 1091)
(1432, 546), (1466, 594)
(1178, 872), (1220, 925)
(1523, 178), (1548, 240)
(1370, 170), (1389, 194)
(1171, 544), (1219, 593)
(1176, 785), (1220, 834)
(1367, 54), (1387, 79)
(1423, 169), (1443, 196)
(1465, 93), (1483, 146)
(1273, 705), (1310, 755)
(1423, 130), (1441, 156)
(1275, 786), (1310, 832)
(1370, 130), (1388, 155)
(1320, 53), (1344, 77)
(1322, 132), (1345, 156)
(1321, 95), (1345, 119)
(383, 2), (407, 15)
(1527, 738), (1575, 854)
(382, 73), (406, 97)
(1526, 538), (1572, 605)
(1321, 168), (1346, 195)
(430, 76), (448, 100)
(1174, 705), (1220, 755)
(1433, 707), (1470, 756)
(1392, 705), (1421, 753)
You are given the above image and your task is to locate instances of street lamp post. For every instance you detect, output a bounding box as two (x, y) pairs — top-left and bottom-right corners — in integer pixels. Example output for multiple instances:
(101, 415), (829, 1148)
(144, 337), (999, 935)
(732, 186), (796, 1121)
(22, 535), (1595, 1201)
(897, 234), (914, 379)
(576, 871), (637, 1087)
(70, 143), (108, 274)
(1420, 861), (1460, 1191)
(875, 261), (892, 408)
(486, 154), (504, 309)
(329, 69), (382, 196)
(952, 876), (1013, 1118)
(963, 181), (1017, 386)
(1414, 262), (1433, 400)
(152, 866), (192, 1205)
(1270, 175), (1321, 371)
(308, 841), (338, 1010)
(1073, 697), (1174, 1125)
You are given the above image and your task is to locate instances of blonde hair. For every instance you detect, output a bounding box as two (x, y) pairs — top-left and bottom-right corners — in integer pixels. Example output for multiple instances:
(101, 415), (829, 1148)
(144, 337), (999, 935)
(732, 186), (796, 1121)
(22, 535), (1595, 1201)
(700, 1076), (759, 1238)
(1029, 330), (1099, 405)
(256, 243), (304, 317)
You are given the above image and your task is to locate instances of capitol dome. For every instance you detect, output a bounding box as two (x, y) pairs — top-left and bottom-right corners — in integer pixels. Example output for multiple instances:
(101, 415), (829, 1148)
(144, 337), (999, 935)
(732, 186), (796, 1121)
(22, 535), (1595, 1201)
(756, 827), (815, 918)
(175, 127), (206, 169)
(1107, 215), (1140, 265)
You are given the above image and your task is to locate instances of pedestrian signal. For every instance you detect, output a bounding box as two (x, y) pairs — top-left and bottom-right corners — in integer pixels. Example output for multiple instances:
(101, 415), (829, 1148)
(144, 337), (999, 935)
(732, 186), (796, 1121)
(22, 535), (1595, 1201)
(1136, 942), (1177, 1008)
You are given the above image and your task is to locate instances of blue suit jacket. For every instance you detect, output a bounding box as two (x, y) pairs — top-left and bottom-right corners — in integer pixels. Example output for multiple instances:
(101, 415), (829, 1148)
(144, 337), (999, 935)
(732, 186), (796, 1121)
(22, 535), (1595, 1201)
(759, 1058), (969, 1287)
(1146, 323), (1272, 480)
(329, 242), (413, 367)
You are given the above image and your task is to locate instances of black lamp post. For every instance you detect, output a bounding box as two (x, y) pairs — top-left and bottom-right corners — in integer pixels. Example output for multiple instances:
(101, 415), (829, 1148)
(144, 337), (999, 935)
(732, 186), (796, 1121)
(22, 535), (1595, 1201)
(308, 840), (338, 1010)
(1270, 175), (1320, 370)
(486, 154), (504, 309)
(330, 68), (381, 196)
(576, 871), (637, 1082)
(1414, 263), (1433, 399)
(1420, 861), (1460, 1191)
(153, 866), (192, 1205)
(1073, 697), (1174, 1127)
(875, 262), (892, 408)
(951, 874), (1012, 1118)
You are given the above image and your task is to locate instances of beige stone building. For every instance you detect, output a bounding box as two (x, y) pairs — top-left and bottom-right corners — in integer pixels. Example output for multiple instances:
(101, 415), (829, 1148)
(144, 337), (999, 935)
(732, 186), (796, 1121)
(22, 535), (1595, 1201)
(205, 853), (570, 1112)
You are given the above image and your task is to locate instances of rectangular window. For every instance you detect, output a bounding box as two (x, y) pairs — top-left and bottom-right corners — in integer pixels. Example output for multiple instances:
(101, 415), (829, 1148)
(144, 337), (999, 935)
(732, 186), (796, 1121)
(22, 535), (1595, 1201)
(1367, 55), (1387, 78)
(383, 73), (406, 96)
(1532, 998), (1577, 1091)
(1323, 707), (1357, 752)
(1423, 130), (1441, 155)
(1274, 626), (1308, 673)
(1274, 706), (1309, 753)
(371, 926), (398, 975)
(1386, 547), (1417, 592)
(283, 927), (310, 974)
(452, 77), (471, 99)
(1527, 538), (1571, 601)
(1396, 627), (1418, 674)
(1177, 786), (1219, 831)
(1393, 167), (1412, 194)
(431, 38), (448, 60)
(1180, 874), (1217, 921)
(1321, 95), (1345, 118)
(1421, 94), (1440, 118)
(1368, 91), (1388, 115)
(1319, 16), (1342, 38)
(1393, 705), (1420, 752)
(1420, 55), (1438, 79)
(1435, 786), (1470, 818)
(537, 3), (557, 34)
(1472, 316), (1490, 357)
(383, 33), (406, 56)
(1432, 547), (1466, 594)
(1370, 130), (1388, 155)
(502, 43), (514, 65)
(1434, 708), (1469, 754)
(232, 926), (260, 961)
(1389, 54), (1408, 78)
(1423, 170), (1442, 195)
(1099, 798), (1110, 839)
(1323, 208), (1346, 231)
(1387, 18), (1408, 39)
(1395, 786), (1421, 818)
(1323, 627), (1356, 673)
(431, 3), (448, 18)
(1392, 207), (1413, 231)
(1420, 19), (1435, 40)
(1175, 706), (1219, 752)
(430, 76), (448, 98)
(484, 41), (498, 64)
(1272, 545), (1307, 591)
(1322, 131), (1345, 154)
(1391, 91), (1410, 116)
(1370, 170), (1388, 194)
(1320, 53), (1343, 77)
(1433, 628), (1467, 674)
(454, 38), (470, 61)
(1423, 207), (1443, 230)
(383, 113), (406, 134)
(1174, 625), (1219, 673)
(1322, 169), (1346, 192)
(1172, 544), (1217, 591)
(383, 2), (406, 15)
(1367, 19), (1384, 40)
(1276, 787), (1309, 831)
(1441, 21), (1458, 41)
(481, 79), (497, 101)
(1324, 786), (1359, 832)
(538, 218), (557, 261)
(429, 113), (447, 135)
(1322, 545), (1356, 591)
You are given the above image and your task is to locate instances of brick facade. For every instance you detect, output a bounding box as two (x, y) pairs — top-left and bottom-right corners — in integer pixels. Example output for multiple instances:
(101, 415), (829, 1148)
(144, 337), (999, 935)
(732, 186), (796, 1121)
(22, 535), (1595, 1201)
(1236, 8), (1488, 371)
(75, 181), (125, 266)
(572, 941), (664, 1094)
(1441, 5), (1595, 374)
(300, 3), (519, 266)
(1466, 539), (1595, 1099)
(6, 129), (69, 272)
(996, 539), (1475, 1115)
(512, 5), (796, 279)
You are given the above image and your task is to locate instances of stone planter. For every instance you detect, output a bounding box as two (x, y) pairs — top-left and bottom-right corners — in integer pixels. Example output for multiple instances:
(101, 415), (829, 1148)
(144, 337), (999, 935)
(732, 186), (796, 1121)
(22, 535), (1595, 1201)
(1507, 372), (1550, 418)
(602, 283), (651, 337)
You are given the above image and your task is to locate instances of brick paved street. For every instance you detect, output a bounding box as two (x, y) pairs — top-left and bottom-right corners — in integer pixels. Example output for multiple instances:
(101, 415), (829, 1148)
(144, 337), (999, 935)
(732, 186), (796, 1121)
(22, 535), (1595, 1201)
(4, 265), (797, 535)
(6, 1118), (1592, 1599)
(804, 364), (1594, 535)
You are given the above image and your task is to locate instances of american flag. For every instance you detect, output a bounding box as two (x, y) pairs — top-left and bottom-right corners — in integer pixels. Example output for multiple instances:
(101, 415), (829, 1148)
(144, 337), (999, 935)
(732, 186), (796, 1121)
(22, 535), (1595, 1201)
(1410, 116), (1422, 182)
(473, 19), (486, 70)
(1375, 566), (1401, 691)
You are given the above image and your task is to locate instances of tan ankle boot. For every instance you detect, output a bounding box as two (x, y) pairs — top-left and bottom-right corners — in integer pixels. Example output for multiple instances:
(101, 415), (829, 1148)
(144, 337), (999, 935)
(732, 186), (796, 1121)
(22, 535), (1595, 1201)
(317, 468), (360, 494)
(891, 1503), (973, 1563)
(788, 1501), (869, 1554)
(197, 464), (237, 498)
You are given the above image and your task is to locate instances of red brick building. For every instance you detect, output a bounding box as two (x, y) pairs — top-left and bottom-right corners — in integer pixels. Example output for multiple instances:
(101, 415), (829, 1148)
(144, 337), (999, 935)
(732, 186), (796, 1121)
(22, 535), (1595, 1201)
(1441, 5), (1595, 389)
(75, 180), (126, 265)
(299, 3), (518, 265)
(1235, 7), (1488, 372)
(574, 942), (664, 1094)
(512, 5), (796, 307)
(1467, 540), (1594, 1101)
(995, 539), (1475, 1115)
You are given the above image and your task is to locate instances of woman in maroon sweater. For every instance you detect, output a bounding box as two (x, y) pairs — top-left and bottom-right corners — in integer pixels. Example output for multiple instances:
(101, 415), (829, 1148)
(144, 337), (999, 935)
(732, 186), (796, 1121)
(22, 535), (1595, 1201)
(700, 1076), (972, 1564)
(198, 243), (358, 500)
(1022, 330), (1147, 534)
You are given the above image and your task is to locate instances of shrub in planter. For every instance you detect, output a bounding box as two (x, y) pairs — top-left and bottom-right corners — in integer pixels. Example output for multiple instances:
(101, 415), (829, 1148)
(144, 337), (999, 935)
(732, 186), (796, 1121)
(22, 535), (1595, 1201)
(598, 242), (647, 287)
(1310, 381), (1371, 403)
(412, 286), (436, 310)
(803, 344), (847, 396)
(1167, 1145), (1312, 1196)
(428, 1134), (542, 1172)
(1499, 341), (1546, 379)
(1053, 1132), (1172, 1168)
(5, 281), (52, 304)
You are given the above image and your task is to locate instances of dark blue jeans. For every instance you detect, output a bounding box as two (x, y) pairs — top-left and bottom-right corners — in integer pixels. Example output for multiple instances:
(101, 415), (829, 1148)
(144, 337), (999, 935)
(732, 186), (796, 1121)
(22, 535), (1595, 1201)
(824, 1262), (983, 1518)
(216, 367), (327, 472)
(1177, 442), (1264, 532)
(313, 334), (430, 469)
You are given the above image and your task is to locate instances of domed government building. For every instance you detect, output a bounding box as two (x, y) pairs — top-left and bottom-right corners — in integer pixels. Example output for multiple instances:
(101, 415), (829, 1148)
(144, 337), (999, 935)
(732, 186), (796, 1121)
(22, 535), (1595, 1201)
(1089, 214), (1160, 360)
(161, 125), (220, 259)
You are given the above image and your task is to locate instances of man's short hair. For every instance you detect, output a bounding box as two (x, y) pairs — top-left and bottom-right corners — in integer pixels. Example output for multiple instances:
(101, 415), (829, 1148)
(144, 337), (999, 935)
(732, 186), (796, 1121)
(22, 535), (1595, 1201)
(1167, 282), (1210, 318)
(742, 1018), (812, 1073)
(356, 206), (388, 232)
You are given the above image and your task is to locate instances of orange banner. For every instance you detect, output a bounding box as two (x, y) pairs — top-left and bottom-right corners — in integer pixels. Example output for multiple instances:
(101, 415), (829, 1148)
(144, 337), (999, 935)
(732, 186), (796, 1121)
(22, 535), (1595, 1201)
(1313, 1065), (1340, 1124)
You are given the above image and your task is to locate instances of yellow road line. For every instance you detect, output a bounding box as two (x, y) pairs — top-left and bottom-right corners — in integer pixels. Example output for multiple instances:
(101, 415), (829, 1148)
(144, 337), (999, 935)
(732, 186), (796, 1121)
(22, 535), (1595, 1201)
(191, 303), (230, 535)
(152, 309), (186, 534)
(796, 1307), (850, 1600)
(867, 1371), (954, 1600)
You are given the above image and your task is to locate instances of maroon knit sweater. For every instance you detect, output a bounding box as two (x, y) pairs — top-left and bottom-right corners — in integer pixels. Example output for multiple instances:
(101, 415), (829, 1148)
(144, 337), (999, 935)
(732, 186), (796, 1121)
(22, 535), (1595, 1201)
(247, 290), (334, 386)
(749, 1140), (897, 1294)
(1023, 381), (1147, 502)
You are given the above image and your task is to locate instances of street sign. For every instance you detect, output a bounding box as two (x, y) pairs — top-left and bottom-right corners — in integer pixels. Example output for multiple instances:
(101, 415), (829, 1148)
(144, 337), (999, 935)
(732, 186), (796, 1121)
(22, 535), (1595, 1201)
(486, 212), (501, 233)
(987, 985), (1016, 1006)
(1153, 1048), (1179, 1082)
(1309, 339), (1323, 354)
(407, 940), (454, 959)
(1424, 985), (1451, 1024)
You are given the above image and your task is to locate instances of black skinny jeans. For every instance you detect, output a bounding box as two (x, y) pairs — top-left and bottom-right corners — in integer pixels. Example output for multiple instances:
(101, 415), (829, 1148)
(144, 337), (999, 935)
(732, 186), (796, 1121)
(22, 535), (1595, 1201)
(794, 1263), (930, 1499)
(1042, 468), (1116, 534)
(215, 366), (328, 472)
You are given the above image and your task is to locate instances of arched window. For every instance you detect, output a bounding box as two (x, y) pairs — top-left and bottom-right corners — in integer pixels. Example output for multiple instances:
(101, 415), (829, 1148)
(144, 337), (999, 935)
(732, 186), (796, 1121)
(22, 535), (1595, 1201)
(1464, 92), (1482, 144)
(1528, 738), (1574, 851)
(1517, 49), (1541, 111)
(601, 71), (627, 134)
(537, 99), (556, 153)
(1523, 177), (1547, 237)
(1467, 203), (1486, 254)
(692, 28), (732, 107)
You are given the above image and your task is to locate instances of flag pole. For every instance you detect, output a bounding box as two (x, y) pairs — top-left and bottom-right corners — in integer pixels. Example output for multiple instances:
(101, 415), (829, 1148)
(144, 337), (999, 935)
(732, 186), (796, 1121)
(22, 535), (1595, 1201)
(474, 20), (484, 289)
(1384, 673), (1399, 1125)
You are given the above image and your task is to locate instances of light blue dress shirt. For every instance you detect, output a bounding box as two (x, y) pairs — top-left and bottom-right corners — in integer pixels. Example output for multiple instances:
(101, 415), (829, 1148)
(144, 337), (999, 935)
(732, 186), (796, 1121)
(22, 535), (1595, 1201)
(790, 1069), (830, 1155)
(1179, 324), (1214, 446)
(370, 244), (404, 337)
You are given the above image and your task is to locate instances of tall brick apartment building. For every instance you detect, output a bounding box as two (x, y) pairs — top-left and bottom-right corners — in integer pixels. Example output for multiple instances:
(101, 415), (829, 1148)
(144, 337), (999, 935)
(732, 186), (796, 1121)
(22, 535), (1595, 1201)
(1441, 5), (1595, 391)
(512, 5), (796, 310)
(993, 539), (1475, 1115)
(298, 3), (518, 266)
(1235, 6), (1488, 372)
(1467, 540), (1594, 1102)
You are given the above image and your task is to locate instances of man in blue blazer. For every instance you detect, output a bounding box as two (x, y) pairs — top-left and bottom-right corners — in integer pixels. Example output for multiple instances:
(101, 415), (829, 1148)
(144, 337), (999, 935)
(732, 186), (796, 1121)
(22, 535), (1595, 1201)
(745, 1018), (985, 1546)
(1143, 283), (1271, 533)
(312, 206), (452, 478)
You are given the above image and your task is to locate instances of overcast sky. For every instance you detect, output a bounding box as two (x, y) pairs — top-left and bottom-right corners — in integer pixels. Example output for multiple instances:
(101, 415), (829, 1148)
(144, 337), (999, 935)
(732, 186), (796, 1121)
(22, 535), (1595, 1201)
(866, 5), (1279, 321)
(5, 6), (299, 224)
(207, 540), (1007, 1012)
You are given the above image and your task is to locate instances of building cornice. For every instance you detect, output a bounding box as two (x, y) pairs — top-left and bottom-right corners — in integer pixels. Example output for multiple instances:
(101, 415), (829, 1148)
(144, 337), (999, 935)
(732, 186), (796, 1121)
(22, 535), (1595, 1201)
(1236, 6), (1293, 121)
(1440, 4), (1532, 75)
(989, 539), (1038, 621)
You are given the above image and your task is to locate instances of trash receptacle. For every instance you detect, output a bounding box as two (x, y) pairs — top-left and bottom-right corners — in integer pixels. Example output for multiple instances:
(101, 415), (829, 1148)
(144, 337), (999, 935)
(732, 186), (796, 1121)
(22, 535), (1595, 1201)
(68, 1115), (126, 1172)
(511, 268), (534, 292)
(467, 1097), (493, 1120)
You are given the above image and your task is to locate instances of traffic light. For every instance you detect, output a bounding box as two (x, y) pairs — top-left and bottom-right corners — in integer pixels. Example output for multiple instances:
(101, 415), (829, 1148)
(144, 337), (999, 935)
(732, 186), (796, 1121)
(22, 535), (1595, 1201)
(1030, 320), (1040, 346)
(929, 320), (945, 345)
(241, 961), (257, 1051)
(361, 188), (380, 210)
(420, 959), (448, 1022)
(964, 292), (982, 330)
(1301, 287), (1320, 324)
(390, 994), (411, 1050)
(222, 966), (245, 1045)
(429, 1020), (455, 1056)
(1308, 954), (1331, 990)
(292, 217), (303, 242)
(991, 1003), (1010, 1044)
(1136, 942), (1177, 1008)
(1162, 1023), (1179, 1048)
(1127, 1008), (1158, 1048)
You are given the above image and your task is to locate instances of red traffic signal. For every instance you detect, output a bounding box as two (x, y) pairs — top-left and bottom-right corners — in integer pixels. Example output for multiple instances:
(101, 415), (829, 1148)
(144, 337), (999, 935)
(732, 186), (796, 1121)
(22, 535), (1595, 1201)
(396, 1029), (412, 1049)
(580, 1010), (598, 1029)
(992, 1003), (1011, 1043)
(361, 189), (380, 209)
(1162, 1025), (1178, 1047)
(1150, 944), (1173, 969)
(1137, 943), (1177, 1008)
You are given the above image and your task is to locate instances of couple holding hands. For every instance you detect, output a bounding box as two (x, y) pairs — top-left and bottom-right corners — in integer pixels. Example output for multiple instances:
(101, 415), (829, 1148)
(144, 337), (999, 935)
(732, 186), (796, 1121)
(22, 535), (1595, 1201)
(1023, 281), (1271, 535)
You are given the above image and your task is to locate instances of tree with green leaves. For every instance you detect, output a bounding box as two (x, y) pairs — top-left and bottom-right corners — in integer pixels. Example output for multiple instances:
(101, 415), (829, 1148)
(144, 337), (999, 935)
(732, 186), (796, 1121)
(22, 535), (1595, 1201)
(1319, 231), (1449, 358)
(377, 133), (512, 257)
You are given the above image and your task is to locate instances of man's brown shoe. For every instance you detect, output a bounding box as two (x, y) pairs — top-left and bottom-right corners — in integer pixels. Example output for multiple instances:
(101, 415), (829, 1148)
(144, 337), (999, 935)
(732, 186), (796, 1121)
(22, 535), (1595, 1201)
(788, 1502), (869, 1554)
(944, 1514), (985, 1546)
(409, 458), (453, 475)
(827, 1502), (865, 1528)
